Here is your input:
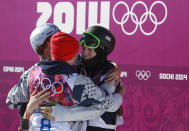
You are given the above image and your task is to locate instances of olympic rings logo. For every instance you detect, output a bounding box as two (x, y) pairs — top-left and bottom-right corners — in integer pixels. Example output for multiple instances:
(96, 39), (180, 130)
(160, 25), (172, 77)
(112, 1), (168, 35)
(136, 70), (151, 80)
(33, 77), (63, 96)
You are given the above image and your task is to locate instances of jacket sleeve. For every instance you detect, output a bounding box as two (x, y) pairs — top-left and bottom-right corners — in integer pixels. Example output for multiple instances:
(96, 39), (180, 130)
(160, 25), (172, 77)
(100, 82), (116, 94)
(53, 104), (104, 121)
(51, 74), (122, 121)
(6, 67), (32, 109)
(52, 82), (120, 121)
(52, 82), (118, 121)
(72, 75), (123, 112)
(53, 94), (122, 121)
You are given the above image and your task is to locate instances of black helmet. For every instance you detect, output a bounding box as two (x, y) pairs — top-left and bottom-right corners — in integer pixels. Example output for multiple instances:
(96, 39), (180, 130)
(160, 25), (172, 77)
(80, 26), (115, 56)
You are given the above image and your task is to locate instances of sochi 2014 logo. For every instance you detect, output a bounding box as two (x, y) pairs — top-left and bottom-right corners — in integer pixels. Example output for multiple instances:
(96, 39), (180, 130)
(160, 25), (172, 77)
(36, 1), (167, 36)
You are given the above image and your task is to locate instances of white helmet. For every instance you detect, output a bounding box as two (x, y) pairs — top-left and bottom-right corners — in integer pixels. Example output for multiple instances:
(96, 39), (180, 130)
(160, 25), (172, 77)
(30, 23), (60, 53)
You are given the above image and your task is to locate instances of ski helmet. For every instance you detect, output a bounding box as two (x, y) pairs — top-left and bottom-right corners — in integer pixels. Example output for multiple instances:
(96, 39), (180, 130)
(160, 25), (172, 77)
(80, 26), (115, 56)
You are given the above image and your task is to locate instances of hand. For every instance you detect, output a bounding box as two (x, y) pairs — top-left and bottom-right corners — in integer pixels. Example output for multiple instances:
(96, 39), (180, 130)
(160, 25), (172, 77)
(25, 89), (51, 119)
(40, 106), (55, 121)
(104, 67), (120, 86)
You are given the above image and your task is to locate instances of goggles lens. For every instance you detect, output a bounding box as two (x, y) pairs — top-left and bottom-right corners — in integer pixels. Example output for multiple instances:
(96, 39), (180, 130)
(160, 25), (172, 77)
(80, 32), (100, 49)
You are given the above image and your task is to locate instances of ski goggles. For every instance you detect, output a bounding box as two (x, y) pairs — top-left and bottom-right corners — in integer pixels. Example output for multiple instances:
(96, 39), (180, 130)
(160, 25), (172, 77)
(80, 32), (100, 49)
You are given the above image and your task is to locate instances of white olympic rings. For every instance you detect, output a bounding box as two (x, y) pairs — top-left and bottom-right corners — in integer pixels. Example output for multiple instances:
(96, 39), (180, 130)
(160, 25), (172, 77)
(33, 77), (64, 96)
(136, 70), (151, 80)
(112, 1), (167, 35)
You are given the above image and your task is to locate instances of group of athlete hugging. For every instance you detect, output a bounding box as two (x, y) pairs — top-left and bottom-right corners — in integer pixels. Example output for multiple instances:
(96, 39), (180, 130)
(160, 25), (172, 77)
(6, 23), (125, 131)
